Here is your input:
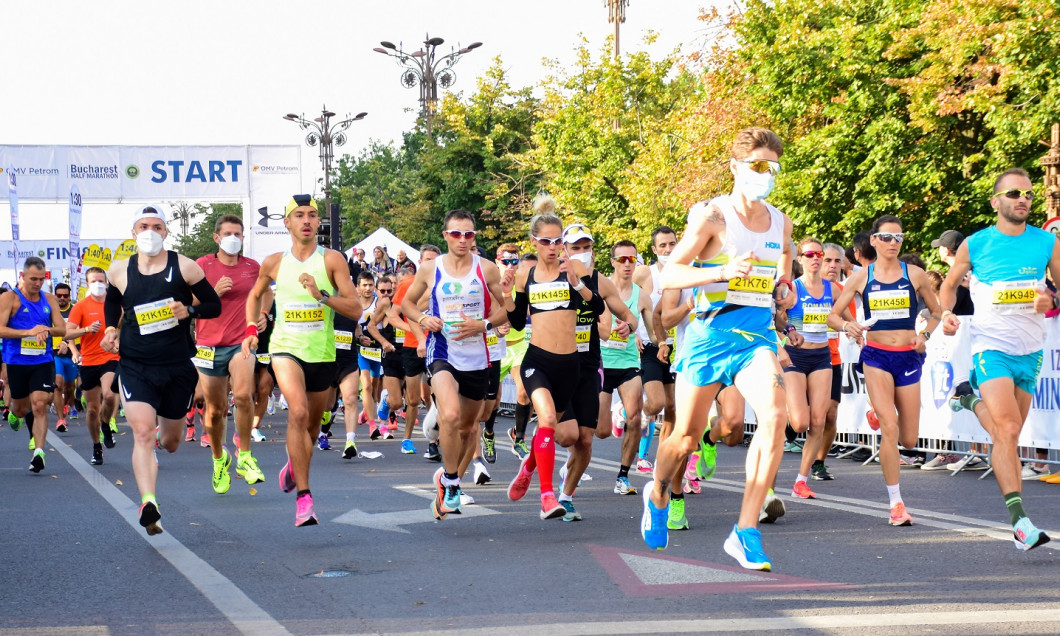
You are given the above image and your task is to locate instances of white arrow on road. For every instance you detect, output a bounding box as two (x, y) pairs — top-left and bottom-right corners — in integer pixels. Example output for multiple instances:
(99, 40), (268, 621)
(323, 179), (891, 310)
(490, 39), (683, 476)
(332, 485), (500, 533)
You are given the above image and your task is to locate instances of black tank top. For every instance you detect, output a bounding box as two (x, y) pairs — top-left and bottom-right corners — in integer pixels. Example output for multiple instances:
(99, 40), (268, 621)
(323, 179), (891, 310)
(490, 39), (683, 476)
(120, 252), (195, 363)
(333, 311), (359, 363)
(575, 270), (602, 368)
(525, 266), (576, 316)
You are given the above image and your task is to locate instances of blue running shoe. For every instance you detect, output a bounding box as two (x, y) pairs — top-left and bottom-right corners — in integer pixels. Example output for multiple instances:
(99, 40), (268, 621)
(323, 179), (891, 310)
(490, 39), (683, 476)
(317, 433), (331, 451)
(724, 524), (772, 571)
(400, 439), (417, 454)
(1014, 517), (1051, 551)
(640, 487), (669, 551)
(443, 484), (462, 514)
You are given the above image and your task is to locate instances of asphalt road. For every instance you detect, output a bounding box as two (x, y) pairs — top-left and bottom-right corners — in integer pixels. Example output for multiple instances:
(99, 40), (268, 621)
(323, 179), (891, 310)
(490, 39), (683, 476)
(2, 407), (1060, 635)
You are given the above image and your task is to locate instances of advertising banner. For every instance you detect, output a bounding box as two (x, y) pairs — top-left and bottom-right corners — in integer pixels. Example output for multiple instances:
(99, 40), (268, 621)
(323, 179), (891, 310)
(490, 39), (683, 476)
(835, 321), (1060, 449)
(247, 145), (302, 262)
(69, 184), (82, 294)
(6, 165), (18, 272)
(0, 145), (295, 201)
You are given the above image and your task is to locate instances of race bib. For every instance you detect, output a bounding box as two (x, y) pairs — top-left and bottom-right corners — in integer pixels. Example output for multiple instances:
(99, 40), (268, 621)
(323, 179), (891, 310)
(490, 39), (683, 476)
(52, 336), (63, 351)
(134, 298), (178, 335)
(394, 328), (406, 344)
(20, 337), (47, 356)
(575, 324), (592, 353)
(256, 353), (272, 364)
(725, 265), (776, 308)
(602, 329), (629, 350)
(192, 345), (215, 369)
(486, 330), (504, 358)
(334, 330), (354, 350)
(802, 302), (830, 333)
(360, 347), (382, 362)
(528, 281), (570, 311)
(866, 289), (910, 319)
(991, 280), (1037, 315)
(283, 302), (325, 332)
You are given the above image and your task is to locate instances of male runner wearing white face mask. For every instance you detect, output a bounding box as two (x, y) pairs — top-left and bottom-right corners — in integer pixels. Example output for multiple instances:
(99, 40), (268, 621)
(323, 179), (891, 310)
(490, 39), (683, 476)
(101, 204), (223, 535)
(65, 267), (121, 465)
(195, 214), (267, 494)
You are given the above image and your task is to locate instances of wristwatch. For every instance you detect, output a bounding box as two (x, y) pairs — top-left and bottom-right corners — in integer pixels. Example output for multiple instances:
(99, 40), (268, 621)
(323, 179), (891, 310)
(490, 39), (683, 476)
(318, 290), (330, 304)
(484, 319), (493, 333)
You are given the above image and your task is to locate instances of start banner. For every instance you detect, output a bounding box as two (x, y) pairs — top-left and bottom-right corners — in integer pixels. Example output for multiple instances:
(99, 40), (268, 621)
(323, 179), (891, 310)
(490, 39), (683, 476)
(0, 145), (299, 201)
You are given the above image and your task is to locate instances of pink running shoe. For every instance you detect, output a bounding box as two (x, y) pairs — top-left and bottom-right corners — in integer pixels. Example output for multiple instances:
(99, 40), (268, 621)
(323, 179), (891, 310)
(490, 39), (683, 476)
(278, 460), (296, 493)
(508, 455), (534, 501)
(683, 477), (701, 495)
(684, 454), (699, 481)
(295, 493), (318, 527)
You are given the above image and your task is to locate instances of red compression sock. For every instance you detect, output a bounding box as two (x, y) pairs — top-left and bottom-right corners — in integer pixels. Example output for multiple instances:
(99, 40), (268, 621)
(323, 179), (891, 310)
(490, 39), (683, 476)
(533, 428), (556, 493)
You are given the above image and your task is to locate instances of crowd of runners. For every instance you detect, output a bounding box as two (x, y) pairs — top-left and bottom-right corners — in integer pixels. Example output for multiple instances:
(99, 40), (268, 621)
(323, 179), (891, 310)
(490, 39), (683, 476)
(1, 126), (1056, 570)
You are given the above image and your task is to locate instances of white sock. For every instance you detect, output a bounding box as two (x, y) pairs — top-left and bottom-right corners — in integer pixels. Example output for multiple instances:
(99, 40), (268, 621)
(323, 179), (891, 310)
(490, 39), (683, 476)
(423, 403), (439, 442)
(796, 474), (808, 484)
(558, 492), (573, 502)
(886, 483), (902, 506)
(346, 432), (355, 442)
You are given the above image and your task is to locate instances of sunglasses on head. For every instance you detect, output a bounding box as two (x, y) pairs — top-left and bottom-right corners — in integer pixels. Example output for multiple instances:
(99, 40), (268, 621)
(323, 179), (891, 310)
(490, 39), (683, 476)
(613, 255), (637, 264)
(738, 159), (781, 176)
(873, 232), (904, 244)
(997, 188), (1034, 201)
(500, 258), (519, 266)
(442, 229), (477, 240)
(801, 250), (824, 259)
(533, 235), (563, 246)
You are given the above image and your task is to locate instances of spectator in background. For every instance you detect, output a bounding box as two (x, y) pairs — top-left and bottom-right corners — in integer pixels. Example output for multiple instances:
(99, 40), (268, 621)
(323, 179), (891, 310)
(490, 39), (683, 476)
(850, 232), (877, 270)
(932, 230), (974, 316)
(395, 249), (416, 274)
(369, 246), (396, 277)
(347, 249), (363, 282)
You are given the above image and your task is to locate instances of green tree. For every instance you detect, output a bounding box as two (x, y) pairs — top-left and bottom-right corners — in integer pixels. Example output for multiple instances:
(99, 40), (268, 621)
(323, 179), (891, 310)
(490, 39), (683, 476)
(172, 203), (243, 259)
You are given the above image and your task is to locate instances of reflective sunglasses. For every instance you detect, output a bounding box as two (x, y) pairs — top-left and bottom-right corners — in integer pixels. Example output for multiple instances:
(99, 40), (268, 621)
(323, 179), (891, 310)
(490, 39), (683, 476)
(738, 159), (781, 176)
(997, 188), (1034, 201)
(612, 255), (637, 264)
(801, 250), (824, 259)
(873, 232), (904, 244)
(499, 258), (519, 266)
(533, 235), (564, 246)
(442, 229), (477, 240)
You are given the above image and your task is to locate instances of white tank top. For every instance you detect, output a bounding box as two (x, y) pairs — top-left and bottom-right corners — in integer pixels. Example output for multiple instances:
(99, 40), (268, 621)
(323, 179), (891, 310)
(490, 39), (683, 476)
(426, 254), (490, 371)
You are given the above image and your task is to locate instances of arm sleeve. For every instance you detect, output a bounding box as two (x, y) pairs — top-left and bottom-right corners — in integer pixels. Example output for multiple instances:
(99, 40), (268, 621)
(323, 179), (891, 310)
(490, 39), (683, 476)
(104, 284), (123, 328)
(189, 278), (222, 319)
(584, 275), (605, 316)
(507, 291), (529, 331)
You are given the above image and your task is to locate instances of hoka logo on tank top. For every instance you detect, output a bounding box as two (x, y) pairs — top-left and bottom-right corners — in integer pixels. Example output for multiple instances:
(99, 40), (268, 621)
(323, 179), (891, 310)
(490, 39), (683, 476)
(689, 194), (784, 335)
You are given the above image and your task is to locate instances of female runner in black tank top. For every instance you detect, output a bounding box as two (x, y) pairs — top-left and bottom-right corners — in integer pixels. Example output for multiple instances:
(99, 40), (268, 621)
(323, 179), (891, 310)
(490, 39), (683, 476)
(503, 205), (605, 520)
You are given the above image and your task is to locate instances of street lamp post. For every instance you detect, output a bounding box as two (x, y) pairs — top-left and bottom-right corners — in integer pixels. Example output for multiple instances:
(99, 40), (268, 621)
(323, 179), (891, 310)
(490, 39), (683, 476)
(283, 107), (367, 250)
(606, 0), (629, 59)
(373, 35), (482, 138)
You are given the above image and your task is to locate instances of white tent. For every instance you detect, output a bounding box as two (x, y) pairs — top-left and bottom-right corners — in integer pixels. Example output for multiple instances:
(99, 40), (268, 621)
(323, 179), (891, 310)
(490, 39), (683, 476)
(346, 227), (420, 265)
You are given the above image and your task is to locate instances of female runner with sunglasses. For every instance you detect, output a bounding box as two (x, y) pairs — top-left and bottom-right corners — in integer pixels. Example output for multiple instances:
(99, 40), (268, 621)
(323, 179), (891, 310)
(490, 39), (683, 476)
(779, 238), (851, 499)
(828, 215), (940, 526)
(504, 198), (616, 519)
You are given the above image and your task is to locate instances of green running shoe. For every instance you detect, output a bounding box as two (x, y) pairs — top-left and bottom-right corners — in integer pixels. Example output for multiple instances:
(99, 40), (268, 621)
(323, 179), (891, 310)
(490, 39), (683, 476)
(7, 412), (22, 432)
(343, 440), (358, 459)
(212, 449), (232, 494)
(697, 439), (717, 480)
(236, 452), (265, 485)
(667, 498), (689, 530)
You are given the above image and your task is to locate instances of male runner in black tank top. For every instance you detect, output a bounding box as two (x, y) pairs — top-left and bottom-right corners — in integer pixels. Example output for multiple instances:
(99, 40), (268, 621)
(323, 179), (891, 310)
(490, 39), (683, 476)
(101, 205), (222, 536)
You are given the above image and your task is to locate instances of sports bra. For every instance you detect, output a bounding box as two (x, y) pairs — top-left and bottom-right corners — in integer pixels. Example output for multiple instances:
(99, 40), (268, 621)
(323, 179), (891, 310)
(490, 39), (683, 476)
(526, 266), (575, 316)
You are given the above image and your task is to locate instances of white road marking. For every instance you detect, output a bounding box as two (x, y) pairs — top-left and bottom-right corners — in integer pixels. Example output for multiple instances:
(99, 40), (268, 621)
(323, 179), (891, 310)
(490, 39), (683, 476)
(368, 608), (1060, 635)
(48, 439), (291, 636)
(333, 485), (499, 533)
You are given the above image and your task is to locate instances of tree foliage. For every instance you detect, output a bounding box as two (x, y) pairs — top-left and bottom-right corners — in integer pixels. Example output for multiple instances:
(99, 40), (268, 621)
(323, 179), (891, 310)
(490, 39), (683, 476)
(328, 1), (1060, 264)
(172, 203), (243, 260)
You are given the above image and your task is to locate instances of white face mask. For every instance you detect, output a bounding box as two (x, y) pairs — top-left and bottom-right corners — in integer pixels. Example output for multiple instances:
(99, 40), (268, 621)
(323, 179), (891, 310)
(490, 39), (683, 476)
(656, 254), (670, 266)
(734, 164), (776, 201)
(570, 252), (594, 268)
(219, 235), (242, 255)
(88, 281), (107, 297)
(136, 230), (164, 256)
